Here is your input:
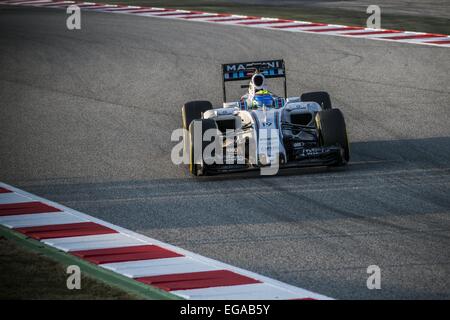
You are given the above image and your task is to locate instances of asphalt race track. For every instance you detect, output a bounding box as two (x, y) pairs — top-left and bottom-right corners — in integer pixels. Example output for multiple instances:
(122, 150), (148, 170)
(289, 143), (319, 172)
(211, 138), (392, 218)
(1, 5), (450, 299)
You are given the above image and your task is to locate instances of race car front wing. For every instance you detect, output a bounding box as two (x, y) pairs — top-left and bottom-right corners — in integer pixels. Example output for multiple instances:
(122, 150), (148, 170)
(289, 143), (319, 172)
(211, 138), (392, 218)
(203, 146), (343, 174)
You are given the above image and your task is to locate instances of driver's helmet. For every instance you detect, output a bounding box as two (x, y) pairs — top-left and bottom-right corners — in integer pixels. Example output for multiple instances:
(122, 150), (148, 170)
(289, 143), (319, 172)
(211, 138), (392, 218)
(252, 90), (274, 109)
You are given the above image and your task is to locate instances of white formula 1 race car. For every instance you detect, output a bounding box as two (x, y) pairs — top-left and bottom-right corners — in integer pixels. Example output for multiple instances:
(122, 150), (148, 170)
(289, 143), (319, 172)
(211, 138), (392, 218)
(181, 59), (349, 176)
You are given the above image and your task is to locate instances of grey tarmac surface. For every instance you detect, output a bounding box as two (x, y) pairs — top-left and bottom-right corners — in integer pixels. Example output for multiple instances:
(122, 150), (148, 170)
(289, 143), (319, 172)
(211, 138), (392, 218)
(1, 5), (450, 299)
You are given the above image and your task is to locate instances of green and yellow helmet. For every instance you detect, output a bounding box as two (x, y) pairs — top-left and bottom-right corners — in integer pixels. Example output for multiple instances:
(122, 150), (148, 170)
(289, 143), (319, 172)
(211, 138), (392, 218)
(252, 91), (274, 108)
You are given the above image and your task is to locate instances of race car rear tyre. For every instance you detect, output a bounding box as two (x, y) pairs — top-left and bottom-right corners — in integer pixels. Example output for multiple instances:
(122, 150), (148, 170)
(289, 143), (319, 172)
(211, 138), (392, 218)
(316, 109), (350, 165)
(182, 100), (213, 130)
(301, 91), (332, 110)
(188, 118), (218, 176)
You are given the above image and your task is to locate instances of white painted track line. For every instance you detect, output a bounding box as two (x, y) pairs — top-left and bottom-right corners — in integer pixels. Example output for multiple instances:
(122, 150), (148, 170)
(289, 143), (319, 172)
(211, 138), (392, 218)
(44, 233), (149, 252)
(172, 283), (319, 300)
(15, 0), (54, 5)
(0, 192), (32, 204)
(0, 212), (85, 228)
(29, 1), (73, 6)
(103, 256), (220, 278)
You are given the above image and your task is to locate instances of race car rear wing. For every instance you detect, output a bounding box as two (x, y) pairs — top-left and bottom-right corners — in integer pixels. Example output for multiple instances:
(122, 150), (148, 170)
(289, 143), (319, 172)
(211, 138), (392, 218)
(221, 59), (287, 102)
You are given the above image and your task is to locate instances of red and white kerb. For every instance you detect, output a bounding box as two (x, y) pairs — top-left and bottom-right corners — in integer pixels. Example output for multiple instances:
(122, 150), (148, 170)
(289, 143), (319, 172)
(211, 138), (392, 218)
(1, 0), (449, 47)
(0, 183), (331, 300)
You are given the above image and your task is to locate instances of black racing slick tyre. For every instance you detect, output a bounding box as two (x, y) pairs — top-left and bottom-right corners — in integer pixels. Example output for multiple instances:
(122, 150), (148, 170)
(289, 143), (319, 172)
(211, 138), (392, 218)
(188, 119), (218, 176)
(301, 91), (332, 110)
(182, 100), (213, 130)
(182, 101), (212, 170)
(316, 109), (350, 165)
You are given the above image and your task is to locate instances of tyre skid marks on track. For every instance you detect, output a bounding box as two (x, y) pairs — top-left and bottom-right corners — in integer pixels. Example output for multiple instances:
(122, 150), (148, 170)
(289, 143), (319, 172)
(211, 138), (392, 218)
(156, 226), (450, 247)
(55, 179), (450, 205)
(19, 165), (450, 196)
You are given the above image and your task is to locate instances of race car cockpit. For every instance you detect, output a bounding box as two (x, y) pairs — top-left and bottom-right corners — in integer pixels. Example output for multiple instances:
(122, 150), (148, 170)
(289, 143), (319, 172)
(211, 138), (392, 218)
(221, 60), (287, 110)
(243, 73), (284, 110)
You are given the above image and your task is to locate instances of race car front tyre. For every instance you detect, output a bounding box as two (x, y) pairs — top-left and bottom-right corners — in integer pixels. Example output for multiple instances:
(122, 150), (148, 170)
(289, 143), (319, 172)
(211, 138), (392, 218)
(316, 108), (350, 165)
(301, 91), (332, 110)
(188, 118), (218, 176)
(182, 101), (213, 163)
(182, 100), (213, 130)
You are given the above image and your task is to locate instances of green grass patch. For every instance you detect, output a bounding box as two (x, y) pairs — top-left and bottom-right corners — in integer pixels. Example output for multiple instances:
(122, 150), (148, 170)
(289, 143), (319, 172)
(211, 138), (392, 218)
(0, 226), (180, 300)
(0, 235), (139, 299)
